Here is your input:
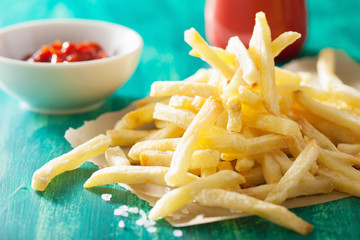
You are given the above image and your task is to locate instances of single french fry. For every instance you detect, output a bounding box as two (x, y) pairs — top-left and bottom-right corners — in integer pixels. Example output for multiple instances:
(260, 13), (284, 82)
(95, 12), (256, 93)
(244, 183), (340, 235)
(140, 123), (185, 141)
(246, 134), (296, 156)
(150, 81), (220, 98)
(107, 129), (155, 147)
(320, 149), (360, 166)
(114, 102), (158, 130)
(149, 170), (245, 220)
(265, 139), (319, 204)
(240, 166), (265, 188)
(195, 188), (312, 235)
(169, 95), (205, 113)
(271, 31), (301, 58)
(317, 148), (360, 181)
(226, 96), (243, 132)
(153, 103), (196, 129)
(248, 12), (280, 116)
(32, 135), (111, 191)
(294, 90), (360, 136)
(128, 138), (180, 161)
(238, 86), (261, 105)
(235, 156), (255, 172)
(272, 149), (315, 181)
(165, 97), (224, 186)
(105, 146), (131, 166)
(189, 46), (236, 66)
(296, 117), (338, 152)
(135, 96), (169, 108)
(278, 95), (293, 115)
(255, 153), (282, 184)
(318, 167), (360, 197)
(337, 143), (360, 155)
(241, 175), (333, 200)
(185, 28), (235, 79)
(244, 113), (301, 137)
(292, 109), (360, 144)
(274, 67), (302, 85)
(140, 149), (220, 169)
(227, 36), (259, 85)
(83, 166), (199, 188)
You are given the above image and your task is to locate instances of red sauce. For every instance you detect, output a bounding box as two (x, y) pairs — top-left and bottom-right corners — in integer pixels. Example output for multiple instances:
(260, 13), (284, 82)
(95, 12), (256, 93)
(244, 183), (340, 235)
(24, 40), (108, 63)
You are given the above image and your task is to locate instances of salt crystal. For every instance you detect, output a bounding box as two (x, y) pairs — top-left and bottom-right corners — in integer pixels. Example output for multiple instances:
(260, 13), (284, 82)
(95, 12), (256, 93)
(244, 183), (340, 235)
(114, 209), (123, 216)
(173, 229), (183, 237)
(118, 220), (125, 228)
(147, 226), (157, 233)
(135, 218), (144, 226)
(128, 207), (139, 214)
(119, 205), (129, 211)
(120, 211), (129, 217)
(101, 193), (112, 201)
(143, 219), (156, 228)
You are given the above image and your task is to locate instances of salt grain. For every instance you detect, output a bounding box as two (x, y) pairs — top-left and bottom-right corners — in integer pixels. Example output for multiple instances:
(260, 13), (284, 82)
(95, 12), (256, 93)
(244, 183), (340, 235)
(139, 210), (147, 219)
(147, 226), (157, 233)
(118, 220), (125, 228)
(120, 211), (129, 217)
(173, 229), (183, 237)
(101, 193), (112, 201)
(181, 208), (189, 214)
(135, 218), (144, 226)
(128, 207), (139, 214)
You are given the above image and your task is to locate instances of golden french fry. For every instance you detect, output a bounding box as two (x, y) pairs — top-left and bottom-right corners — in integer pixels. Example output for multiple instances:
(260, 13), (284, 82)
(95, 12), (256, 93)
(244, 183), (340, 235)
(271, 31), (301, 57)
(255, 153), (282, 184)
(248, 12), (279, 116)
(169, 95), (204, 112)
(278, 95), (293, 115)
(244, 113), (301, 137)
(140, 123), (184, 141)
(235, 156), (255, 172)
(128, 138), (180, 161)
(317, 148), (360, 181)
(338, 143), (360, 155)
(153, 103), (196, 129)
(114, 102), (157, 130)
(195, 188), (312, 235)
(227, 36), (259, 85)
(84, 166), (199, 188)
(140, 149), (220, 169)
(320, 149), (360, 166)
(32, 135), (111, 191)
(238, 86), (261, 105)
(189, 46), (236, 66)
(241, 175), (333, 201)
(185, 28), (235, 79)
(294, 90), (360, 136)
(265, 139), (319, 204)
(149, 170), (245, 220)
(105, 146), (131, 166)
(106, 129), (155, 146)
(226, 96), (243, 132)
(165, 97), (224, 186)
(150, 81), (220, 98)
(318, 167), (360, 197)
(240, 166), (265, 188)
(275, 67), (302, 85)
(246, 134), (296, 156)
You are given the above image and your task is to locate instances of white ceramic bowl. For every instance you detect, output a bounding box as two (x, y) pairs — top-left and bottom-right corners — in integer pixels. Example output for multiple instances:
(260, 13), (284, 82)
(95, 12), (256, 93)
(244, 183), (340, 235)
(0, 19), (143, 114)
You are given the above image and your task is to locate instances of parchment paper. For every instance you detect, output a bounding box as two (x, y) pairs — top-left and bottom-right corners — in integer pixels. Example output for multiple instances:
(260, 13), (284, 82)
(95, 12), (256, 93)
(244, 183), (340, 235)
(65, 50), (359, 227)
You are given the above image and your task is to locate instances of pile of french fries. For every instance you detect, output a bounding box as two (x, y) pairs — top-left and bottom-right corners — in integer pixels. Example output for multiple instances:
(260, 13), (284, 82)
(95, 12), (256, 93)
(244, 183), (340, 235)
(32, 12), (360, 235)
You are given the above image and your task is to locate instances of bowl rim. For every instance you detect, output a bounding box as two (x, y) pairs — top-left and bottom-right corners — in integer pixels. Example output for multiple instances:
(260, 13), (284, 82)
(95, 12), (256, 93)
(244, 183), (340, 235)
(0, 18), (143, 67)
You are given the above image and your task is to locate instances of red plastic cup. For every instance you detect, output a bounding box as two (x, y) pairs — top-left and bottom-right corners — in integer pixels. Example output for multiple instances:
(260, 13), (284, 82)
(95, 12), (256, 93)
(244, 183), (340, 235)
(205, 0), (308, 61)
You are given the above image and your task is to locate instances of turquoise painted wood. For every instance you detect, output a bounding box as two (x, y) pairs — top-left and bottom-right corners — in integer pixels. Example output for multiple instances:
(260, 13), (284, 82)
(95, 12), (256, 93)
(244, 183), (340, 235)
(1, 0), (360, 239)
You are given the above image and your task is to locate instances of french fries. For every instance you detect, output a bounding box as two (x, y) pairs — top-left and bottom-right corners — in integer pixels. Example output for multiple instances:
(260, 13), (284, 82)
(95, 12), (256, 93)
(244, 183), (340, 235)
(31, 11), (360, 235)
(32, 135), (111, 191)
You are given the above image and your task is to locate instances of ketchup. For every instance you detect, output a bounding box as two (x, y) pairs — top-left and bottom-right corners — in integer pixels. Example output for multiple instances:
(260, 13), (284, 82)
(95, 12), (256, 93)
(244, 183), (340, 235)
(205, 0), (308, 61)
(24, 40), (108, 63)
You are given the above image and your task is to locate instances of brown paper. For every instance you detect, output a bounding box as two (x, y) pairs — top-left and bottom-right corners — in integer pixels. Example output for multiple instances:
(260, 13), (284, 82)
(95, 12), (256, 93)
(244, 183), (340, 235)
(64, 51), (359, 227)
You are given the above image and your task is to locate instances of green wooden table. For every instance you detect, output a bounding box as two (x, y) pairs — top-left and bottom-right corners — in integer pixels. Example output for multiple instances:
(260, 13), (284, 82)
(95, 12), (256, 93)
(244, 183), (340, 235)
(1, 0), (360, 239)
